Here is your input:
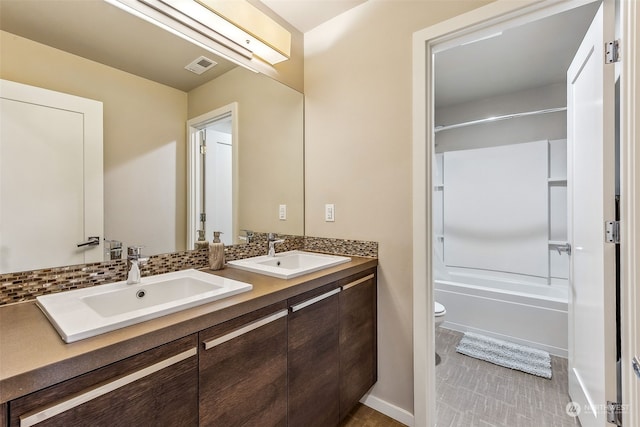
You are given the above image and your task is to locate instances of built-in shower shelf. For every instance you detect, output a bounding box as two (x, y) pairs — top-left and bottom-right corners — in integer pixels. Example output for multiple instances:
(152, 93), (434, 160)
(548, 240), (569, 246)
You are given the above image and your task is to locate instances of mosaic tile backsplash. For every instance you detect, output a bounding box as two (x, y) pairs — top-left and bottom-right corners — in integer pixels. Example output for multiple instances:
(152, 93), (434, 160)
(0, 235), (377, 305)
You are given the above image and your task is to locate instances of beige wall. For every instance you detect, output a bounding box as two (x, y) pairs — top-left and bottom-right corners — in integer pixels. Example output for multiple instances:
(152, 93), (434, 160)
(188, 67), (304, 237)
(304, 0), (492, 415)
(0, 31), (188, 256)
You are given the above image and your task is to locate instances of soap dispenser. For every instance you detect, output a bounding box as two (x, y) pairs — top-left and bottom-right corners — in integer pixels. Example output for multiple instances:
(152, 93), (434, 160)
(209, 231), (225, 270)
(195, 229), (208, 250)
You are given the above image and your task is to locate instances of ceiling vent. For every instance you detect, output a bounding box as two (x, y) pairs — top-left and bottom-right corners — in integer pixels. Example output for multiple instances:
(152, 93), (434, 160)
(185, 56), (217, 75)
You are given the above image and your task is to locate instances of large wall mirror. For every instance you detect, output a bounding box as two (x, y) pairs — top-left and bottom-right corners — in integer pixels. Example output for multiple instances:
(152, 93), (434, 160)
(0, 0), (304, 274)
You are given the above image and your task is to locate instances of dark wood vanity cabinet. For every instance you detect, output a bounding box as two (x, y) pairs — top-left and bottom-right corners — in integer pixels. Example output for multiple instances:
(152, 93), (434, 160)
(3, 265), (377, 427)
(288, 267), (378, 426)
(8, 334), (198, 427)
(288, 284), (341, 427)
(338, 270), (377, 419)
(199, 302), (288, 427)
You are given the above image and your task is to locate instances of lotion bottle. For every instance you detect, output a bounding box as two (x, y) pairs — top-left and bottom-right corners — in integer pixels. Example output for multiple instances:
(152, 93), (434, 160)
(209, 231), (225, 270)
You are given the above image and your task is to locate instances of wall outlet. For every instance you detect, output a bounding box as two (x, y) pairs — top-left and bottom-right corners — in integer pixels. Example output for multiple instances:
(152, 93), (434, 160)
(279, 204), (287, 220)
(325, 204), (335, 222)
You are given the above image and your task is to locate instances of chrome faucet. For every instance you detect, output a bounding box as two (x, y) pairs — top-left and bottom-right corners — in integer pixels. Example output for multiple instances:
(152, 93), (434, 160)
(126, 246), (148, 285)
(267, 233), (285, 257)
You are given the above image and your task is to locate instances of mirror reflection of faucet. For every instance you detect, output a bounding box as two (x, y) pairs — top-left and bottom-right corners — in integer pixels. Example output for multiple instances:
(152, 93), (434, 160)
(127, 246), (148, 285)
(104, 239), (122, 260)
(239, 229), (254, 243)
(267, 233), (285, 257)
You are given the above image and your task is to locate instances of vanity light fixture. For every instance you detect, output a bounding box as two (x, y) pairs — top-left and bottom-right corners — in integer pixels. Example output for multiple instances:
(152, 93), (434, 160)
(104, 0), (291, 71)
(194, 0), (291, 65)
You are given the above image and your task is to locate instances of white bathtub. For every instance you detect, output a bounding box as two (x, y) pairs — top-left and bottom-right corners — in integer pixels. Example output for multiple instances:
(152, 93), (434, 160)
(435, 270), (568, 357)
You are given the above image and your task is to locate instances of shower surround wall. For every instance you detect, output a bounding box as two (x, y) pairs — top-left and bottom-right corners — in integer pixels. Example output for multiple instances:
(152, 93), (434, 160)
(434, 83), (569, 356)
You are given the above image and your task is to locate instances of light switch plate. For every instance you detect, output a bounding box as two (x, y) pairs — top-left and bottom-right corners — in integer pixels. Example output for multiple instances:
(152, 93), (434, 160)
(279, 204), (287, 220)
(325, 204), (335, 222)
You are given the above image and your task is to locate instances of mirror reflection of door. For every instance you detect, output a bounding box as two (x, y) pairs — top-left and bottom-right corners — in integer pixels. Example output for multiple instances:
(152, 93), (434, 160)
(200, 116), (233, 246)
(188, 103), (237, 249)
(0, 80), (103, 273)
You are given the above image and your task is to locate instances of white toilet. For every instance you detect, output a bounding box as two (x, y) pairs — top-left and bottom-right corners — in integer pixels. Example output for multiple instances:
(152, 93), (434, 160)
(435, 301), (446, 326)
(435, 301), (446, 365)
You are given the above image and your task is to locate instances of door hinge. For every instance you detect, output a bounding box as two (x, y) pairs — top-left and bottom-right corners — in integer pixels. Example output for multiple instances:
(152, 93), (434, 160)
(605, 220), (620, 244)
(200, 213), (206, 223)
(605, 40), (620, 64)
(200, 144), (207, 155)
(632, 356), (640, 379)
(607, 401), (623, 426)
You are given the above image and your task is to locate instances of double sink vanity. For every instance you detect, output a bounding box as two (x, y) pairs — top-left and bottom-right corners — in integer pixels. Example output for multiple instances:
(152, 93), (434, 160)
(0, 250), (377, 426)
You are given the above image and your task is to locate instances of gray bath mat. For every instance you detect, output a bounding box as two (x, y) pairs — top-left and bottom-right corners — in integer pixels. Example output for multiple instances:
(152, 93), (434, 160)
(456, 332), (552, 379)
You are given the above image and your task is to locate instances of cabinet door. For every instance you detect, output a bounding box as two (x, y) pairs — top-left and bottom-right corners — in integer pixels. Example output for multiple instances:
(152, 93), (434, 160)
(288, 285), (341, 427)
(199, 302), (288, 427)
(339, 269), (377, 419)
(9, 335), (198, 427)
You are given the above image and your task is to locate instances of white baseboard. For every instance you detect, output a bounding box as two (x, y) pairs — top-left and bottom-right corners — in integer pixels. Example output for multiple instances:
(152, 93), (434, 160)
(360, 393), (415, 426)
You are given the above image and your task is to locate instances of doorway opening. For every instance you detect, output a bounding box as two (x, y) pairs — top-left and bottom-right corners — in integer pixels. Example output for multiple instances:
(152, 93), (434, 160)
(413, 2), (636, 425)
(432, 2), (601, 425)
(187, 103), (238, 248)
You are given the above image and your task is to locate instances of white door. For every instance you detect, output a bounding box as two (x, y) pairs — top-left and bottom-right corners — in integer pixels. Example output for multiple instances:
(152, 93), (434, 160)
(187, 103), (237, 250)
(567, 2), (617, 426)
(0, 80), (103, 273)
(204, 127), (233, 246)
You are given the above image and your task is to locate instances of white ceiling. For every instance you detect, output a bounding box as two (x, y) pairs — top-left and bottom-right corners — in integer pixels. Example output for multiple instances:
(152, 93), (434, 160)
(0, 0), (366, 92)
(434, 2), (600, 107)
(260, 0), (367, 33)
(0, 0), (237, 92)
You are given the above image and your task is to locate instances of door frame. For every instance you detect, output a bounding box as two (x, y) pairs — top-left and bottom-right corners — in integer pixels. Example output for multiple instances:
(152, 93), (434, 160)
(411, 1), (639, 426)
(186, 102), (239, 249)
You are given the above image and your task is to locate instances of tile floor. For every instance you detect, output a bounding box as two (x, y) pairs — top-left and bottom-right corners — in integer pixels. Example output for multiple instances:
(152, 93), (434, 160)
(341, 328), (581, 427)
(435, 328), (582, 427)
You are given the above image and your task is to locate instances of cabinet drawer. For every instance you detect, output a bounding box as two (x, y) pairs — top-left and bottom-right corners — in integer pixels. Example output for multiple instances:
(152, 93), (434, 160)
(199, 302), (288, 427)
(9, 335), (198, 427)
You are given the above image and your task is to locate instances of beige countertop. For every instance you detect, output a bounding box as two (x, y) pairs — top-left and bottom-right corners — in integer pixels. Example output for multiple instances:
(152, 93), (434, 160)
(0, 256), (377, 404)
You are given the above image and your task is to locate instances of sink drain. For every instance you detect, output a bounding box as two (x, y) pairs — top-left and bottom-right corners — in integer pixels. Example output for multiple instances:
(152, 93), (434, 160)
(136, 290), (146, 299)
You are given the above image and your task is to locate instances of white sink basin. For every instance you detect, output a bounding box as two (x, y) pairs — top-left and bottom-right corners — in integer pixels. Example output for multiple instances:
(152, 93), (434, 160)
(36, 269), (252, 343)
(227, 250), (351, 279)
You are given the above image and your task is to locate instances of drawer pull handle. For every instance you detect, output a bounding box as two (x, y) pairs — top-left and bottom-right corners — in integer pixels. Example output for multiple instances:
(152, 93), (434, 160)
(290, 288), (340, 313)
(20, 347), (198, 427)
(203, 309), (288, 350)
(341, 274), (375, 291)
